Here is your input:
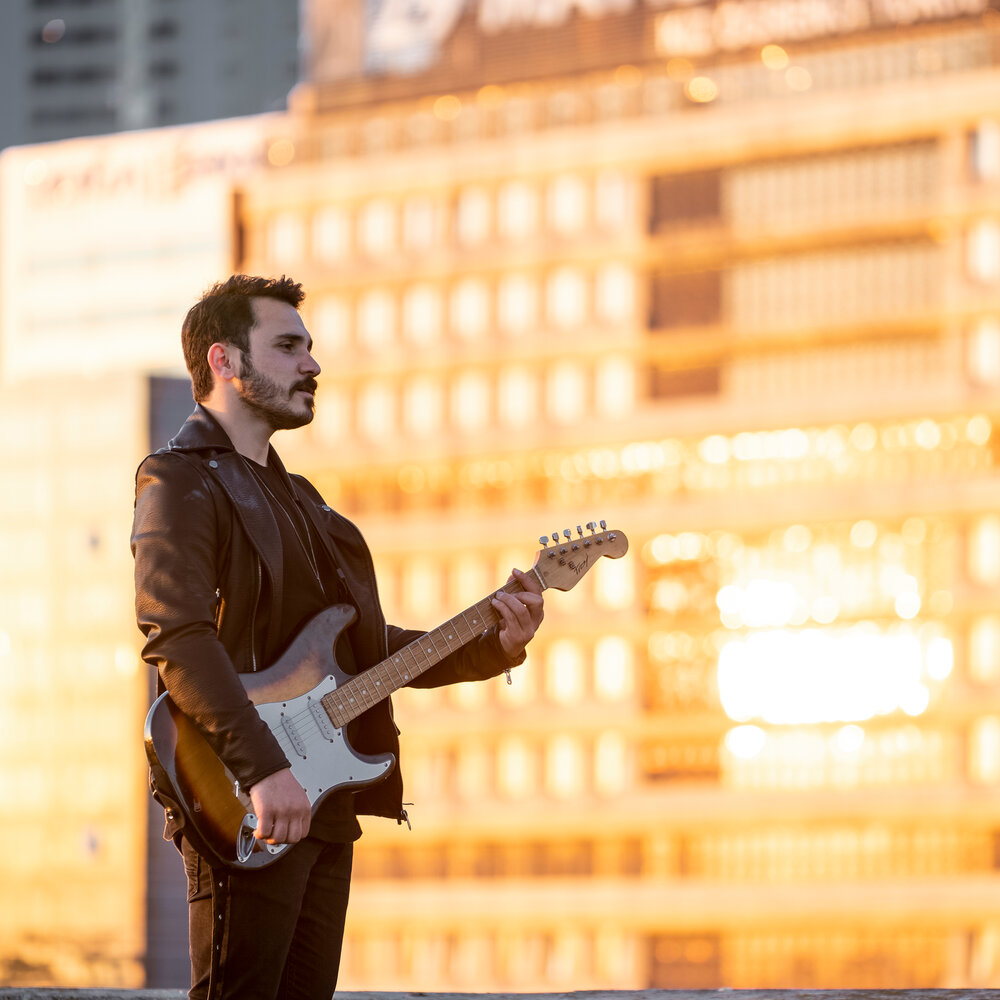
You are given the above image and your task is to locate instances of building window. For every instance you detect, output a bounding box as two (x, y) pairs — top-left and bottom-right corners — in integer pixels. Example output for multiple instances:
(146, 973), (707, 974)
(969, 616), (1000, 684)
(967, 317), (1000, 386)
(497, 367), (538, 427)
(970, 120), (1000, 181)
(595, 556), (634, 610)
(267, 212), (304, 263)
(313, 205), (351, 261)
(450, 371), (491, 432)
(497, 273), (538, 337)
(497, 737), (535, 798)
(314, 385), (351, 445)
(451, 553), (490, 605)
(497, 180), (538, 240)
(456, 745), (491, 799)
(969, 515), (1000, 586)
(546, 361), (587, 425)
(547, 174), (587, 234)
(359, 198), (396, 257)
(402, 284), (442, 345)
(547, 640), (586, 703)
(650, 168), (722, 230)
(594, 636), (634, 700)
(967, 220), (1000, 284)
(595, 263), (636, 324)
(595, 169), (634, 230)
(595, 357), (636, 418)
(970, 716), (1000, 783)
(650, 270), (722, 329)
(403, 376), (444, 438)
(546, 735), (585, 799)
(450, 278), (489, 340)
(402, 195), (438, 251)
(403, 556), (442, 619)
(594, 731), (629, 796)
(546, 267), (587, 328)
(357, 289), (395, 350)
(357, 381), (396, 440)
(456, 186), (492, 246)
(312, 296), (351, 352)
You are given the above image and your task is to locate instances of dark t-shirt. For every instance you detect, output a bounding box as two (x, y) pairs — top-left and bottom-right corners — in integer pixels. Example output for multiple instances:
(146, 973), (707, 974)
(246, 457), (362, 844)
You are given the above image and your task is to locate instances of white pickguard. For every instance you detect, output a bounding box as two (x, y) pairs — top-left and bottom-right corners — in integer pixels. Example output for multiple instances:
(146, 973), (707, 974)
(252, 675), (395, 853)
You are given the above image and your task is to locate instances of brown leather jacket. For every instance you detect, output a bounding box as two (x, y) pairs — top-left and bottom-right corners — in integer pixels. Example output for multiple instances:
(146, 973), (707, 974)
(132, 405), (517, 828)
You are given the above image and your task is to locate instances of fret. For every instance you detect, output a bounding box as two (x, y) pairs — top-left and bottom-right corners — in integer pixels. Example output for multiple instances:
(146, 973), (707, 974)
(314, 578), (539, 728)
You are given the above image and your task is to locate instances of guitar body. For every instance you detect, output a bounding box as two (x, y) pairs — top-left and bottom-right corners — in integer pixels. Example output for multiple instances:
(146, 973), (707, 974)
(144, 523), (628, 871)
(144, 604), (396, 869)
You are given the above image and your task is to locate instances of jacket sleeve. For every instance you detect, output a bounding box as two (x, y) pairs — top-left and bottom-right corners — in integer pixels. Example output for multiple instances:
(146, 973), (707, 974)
(386, 623), (526, 689)
(132, 451), (288, 788)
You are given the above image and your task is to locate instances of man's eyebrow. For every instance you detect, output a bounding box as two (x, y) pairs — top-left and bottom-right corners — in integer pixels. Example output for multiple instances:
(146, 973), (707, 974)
(273, 331), (313, 350)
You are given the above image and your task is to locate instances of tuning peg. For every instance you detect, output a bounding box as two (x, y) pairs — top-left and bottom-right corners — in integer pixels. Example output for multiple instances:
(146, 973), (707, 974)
(600, 520), (607, 530)
(539, 535), (549, 548)
(586, 521), (596, 534)
(576, 525), (583, 537)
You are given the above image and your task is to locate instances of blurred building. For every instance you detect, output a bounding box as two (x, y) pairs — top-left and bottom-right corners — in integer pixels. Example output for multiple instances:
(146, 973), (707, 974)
(0, 0), (299, 151)
(0, 117), (275, 988)
(241, 0), (1000, 989)
(3, 0), (1000, 991)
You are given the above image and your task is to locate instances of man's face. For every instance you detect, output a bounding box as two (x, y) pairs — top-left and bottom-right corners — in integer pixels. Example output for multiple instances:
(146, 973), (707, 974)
(235, 297), (320, 431)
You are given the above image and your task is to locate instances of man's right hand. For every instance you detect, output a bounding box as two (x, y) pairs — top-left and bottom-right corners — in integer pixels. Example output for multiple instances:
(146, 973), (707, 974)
(249, 768), (311, 845)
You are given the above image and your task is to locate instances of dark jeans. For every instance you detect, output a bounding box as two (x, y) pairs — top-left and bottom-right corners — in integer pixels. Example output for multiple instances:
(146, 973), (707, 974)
(181, 835), (353, 1000)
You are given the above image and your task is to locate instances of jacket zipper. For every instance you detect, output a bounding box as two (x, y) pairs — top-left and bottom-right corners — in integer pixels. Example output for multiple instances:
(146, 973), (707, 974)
(249, 556), (261, 671)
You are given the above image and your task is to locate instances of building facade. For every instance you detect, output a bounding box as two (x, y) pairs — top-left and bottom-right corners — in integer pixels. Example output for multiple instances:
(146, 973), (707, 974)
(3, 0), (1000, 989)
(0, 0), (299, 151)
(0, 117), (274, 988)
(237, 0), (1000, 988)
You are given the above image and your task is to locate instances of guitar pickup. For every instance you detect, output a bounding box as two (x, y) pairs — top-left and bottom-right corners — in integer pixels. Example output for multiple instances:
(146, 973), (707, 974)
(281, 715), (307, 758)
(309, 698), (336, 741)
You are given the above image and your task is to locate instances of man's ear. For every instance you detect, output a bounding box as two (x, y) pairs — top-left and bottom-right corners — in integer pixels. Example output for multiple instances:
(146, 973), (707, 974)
(207, 343), (239, 382)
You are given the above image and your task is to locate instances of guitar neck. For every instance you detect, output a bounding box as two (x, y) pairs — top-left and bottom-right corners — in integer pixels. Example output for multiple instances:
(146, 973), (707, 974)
(321, 576), (531, 728)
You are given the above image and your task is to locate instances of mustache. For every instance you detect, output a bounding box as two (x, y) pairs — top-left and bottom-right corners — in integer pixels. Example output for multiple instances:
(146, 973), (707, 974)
(293, 378), (318, 395)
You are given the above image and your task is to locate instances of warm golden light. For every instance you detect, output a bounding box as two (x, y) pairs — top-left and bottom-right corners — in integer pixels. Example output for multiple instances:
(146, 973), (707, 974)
(433, 94), (462, 120)
(685, 76), (718, 103)
(761, 44), (790, 69)
(718, 625), (949, 725)
(266, 138), (295, 166)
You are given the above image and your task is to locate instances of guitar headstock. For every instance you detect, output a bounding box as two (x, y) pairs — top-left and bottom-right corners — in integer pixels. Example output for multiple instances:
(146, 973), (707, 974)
(532, 521), (628, 592)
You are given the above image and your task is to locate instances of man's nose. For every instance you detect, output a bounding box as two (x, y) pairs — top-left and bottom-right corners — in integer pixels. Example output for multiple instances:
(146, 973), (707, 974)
(302, 352), (321, 376)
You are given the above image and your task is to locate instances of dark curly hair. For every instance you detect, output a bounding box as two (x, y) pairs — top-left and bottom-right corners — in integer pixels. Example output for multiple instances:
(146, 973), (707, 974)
(181, 274), (305, 402)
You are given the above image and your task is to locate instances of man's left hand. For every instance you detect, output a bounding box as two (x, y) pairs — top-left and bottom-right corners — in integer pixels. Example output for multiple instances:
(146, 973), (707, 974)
(493, 567), (545, 660)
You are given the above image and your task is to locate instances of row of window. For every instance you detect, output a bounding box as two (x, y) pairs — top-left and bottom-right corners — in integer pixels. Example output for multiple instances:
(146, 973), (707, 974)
(340, 926), (637, 992)
(265, 171), (636, 263)
(339, 922), (960, 990)
(301, 28), (988, 170)
(396, 635), (635, 708)
(354, 824), (998, 883)
(306, 264), (636, 349)
(306, 358), (637, 444)
(402, 730), (633, 802)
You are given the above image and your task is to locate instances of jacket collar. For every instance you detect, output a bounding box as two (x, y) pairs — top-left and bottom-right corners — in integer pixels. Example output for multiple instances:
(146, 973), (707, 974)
(168, 403), (237, 454)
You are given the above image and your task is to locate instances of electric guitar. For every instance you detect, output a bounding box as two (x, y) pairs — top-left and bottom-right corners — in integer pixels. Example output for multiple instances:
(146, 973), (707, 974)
(144, 522), (628, 869)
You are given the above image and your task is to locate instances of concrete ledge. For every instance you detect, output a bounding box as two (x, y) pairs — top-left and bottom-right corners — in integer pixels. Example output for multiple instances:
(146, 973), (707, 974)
(3, 991), (1000, 1000)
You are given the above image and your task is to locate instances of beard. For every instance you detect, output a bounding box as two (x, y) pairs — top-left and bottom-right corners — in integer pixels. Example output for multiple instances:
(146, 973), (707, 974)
(237, 352), (317, 431)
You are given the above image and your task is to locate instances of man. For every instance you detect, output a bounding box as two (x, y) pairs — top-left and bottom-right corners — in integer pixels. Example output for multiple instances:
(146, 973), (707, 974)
(131, 274), (544, 1000)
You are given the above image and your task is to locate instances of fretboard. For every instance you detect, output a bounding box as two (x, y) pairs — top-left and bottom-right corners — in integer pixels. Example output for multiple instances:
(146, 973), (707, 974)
(321, 577), (526, 728)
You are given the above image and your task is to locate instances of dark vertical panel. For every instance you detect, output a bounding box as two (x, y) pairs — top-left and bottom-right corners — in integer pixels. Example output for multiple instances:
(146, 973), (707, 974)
(143, 375), (194, 988)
